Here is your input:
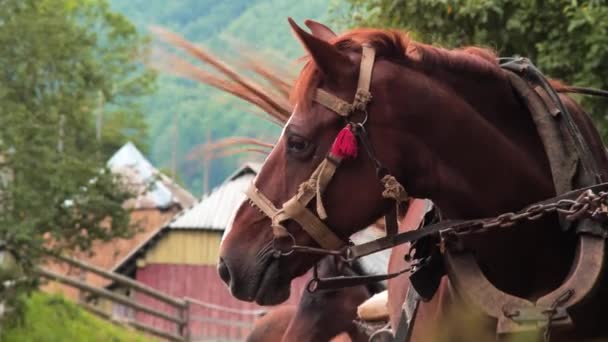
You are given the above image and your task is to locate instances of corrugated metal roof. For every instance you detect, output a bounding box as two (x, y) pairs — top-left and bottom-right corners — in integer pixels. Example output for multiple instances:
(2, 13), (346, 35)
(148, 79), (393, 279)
(111, 163), (261, 274)
(107, 142), (195, 210)
(169, 163), (260, 230)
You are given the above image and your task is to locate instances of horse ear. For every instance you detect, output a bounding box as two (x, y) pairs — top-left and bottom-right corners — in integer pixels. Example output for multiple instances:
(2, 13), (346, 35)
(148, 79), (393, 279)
(304, 19), (337, 42)
(288, 17), (353, 78)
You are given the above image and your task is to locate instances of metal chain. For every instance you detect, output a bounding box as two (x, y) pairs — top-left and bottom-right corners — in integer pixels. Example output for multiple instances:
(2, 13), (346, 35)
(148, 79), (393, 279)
(452, 190), (608, 236)
(274, 189), (608, 263)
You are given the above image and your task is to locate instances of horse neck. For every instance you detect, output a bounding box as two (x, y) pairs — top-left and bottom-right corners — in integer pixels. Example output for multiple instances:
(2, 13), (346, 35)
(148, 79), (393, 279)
(387, 63), (580, 297)
(390, 64), (555, 218)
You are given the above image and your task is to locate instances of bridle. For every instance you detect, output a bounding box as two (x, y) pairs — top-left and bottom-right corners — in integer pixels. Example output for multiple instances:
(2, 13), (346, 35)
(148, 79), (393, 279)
(245, 43), (409, 257)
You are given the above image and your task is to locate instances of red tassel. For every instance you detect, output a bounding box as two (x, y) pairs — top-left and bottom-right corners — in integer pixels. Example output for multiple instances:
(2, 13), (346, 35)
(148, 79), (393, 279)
(330, 125), (358, 159)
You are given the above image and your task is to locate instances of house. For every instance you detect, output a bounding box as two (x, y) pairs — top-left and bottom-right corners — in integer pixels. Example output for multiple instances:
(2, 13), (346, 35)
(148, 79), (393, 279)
(42, 142), (196, 301)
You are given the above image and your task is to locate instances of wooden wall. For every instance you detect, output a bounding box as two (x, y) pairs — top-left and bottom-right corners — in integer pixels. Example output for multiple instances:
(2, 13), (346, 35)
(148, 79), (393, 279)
(139, 230), (221, 266)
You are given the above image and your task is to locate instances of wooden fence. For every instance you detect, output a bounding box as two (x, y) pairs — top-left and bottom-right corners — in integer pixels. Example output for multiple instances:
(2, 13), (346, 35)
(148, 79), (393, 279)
(38, 255), (263, 341)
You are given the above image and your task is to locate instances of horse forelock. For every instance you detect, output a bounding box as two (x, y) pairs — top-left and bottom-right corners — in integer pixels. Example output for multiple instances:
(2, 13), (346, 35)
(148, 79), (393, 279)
(290, 27), (503, 112)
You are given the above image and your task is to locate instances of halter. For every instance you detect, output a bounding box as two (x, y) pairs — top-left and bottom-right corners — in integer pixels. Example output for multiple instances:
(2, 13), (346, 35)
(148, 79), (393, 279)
(246, 44), (409, 253)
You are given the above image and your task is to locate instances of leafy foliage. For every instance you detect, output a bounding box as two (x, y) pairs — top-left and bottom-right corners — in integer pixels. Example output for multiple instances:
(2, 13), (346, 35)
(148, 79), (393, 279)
(0, 292), (152, 341)
(0, 0), (154, 318)
(339, 0), (608, 139)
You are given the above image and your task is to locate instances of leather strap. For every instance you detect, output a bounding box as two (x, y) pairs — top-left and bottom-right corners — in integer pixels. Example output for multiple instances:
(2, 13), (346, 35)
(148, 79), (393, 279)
(342, 181), (608, 262)
(246, 184), (280, 218)
(247, 181), (344, 250)
(296, 156), (340, 219)
(502, 59), (602, 183)
(280, 197), (344, 249)
(445, 234), (604, 335)
(308, 267), (411, 292)
(384, 206), (399, 237)
(355, 43), (375, 109)
(394, 286), (421, 342)
(314, 89), (352, 117)
(313, 44), (375, 117)
(308, 264), (411, 292)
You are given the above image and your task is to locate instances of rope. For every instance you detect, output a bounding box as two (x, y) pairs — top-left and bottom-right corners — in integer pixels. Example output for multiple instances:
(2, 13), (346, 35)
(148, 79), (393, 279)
(381, 175), (408, 202)
(316, 160), (329, 219)
(184, 297), (267, 316)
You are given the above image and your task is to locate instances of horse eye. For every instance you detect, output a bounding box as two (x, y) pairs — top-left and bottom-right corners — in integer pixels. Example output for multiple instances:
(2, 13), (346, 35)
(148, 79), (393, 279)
(286, 135), (310, 154)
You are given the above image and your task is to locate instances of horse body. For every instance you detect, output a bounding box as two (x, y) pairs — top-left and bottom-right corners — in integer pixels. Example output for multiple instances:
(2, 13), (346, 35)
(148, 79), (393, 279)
(220, 19), (608, 340)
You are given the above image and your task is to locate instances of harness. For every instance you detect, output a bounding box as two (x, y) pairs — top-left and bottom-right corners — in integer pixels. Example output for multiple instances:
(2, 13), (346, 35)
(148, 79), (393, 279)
(246, 44), (409, 254)
(246, 42), (608, 341)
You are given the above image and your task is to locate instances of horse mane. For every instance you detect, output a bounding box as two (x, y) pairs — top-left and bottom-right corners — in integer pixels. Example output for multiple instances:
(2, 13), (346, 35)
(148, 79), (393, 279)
(291, 28), (503, 109)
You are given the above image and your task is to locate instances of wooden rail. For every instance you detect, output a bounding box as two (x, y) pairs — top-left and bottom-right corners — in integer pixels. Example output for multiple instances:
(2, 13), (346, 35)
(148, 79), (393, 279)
(79, 302), (184, 342)
(55, 254), (186, 308)
(40, 255), (259, 341)
(189, 315), (254, 328)
(37, 267), (185, 325)
(185, 296), (266, 315)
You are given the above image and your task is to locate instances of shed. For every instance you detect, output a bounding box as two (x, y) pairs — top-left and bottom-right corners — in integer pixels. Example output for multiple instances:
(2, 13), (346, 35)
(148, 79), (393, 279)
(42, 142), (195, 301)
(111, 163), (311, 341)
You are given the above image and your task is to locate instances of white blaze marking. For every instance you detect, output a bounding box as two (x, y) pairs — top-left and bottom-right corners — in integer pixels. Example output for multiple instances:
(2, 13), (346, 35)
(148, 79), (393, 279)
(220, 195), (246, 246)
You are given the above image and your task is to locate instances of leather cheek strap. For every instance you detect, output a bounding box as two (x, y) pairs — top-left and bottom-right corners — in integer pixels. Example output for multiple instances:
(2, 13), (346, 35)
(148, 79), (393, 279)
(245, 157), (345, 250)
(282, 197), (344, 249)
(313, 44), (376, 116)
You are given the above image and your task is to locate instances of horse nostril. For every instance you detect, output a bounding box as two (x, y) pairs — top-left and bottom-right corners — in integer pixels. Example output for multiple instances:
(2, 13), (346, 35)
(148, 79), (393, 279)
(217, 257), (232, 285)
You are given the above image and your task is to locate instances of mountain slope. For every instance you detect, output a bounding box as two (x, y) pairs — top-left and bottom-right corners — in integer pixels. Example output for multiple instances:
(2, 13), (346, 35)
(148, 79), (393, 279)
(110, 0), (332, 194)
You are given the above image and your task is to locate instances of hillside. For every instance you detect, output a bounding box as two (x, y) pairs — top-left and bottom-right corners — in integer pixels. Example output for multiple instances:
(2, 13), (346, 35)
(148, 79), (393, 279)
(1, 292), (153, 342)
(109, 0), (335, 194)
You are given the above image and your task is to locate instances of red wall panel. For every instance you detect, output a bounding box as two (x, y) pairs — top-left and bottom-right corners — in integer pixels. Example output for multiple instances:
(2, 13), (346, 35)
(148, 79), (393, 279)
(135, 263), (310, 340)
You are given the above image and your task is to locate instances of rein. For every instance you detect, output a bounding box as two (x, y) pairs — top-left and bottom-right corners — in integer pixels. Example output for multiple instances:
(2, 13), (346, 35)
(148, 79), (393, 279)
(314, 181), (608, 264)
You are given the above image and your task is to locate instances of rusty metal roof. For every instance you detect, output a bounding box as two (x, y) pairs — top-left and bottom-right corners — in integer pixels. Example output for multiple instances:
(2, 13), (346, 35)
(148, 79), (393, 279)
(107, 142), (195, 210)
(111, 161), (392, 282)
(168, 163), (261, 230)
(112, 163), (261, 274)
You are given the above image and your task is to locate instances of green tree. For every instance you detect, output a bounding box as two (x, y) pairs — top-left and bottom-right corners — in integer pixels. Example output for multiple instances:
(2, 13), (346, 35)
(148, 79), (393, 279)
(0, 0), (155, 320)
(339, 0), (608, 139)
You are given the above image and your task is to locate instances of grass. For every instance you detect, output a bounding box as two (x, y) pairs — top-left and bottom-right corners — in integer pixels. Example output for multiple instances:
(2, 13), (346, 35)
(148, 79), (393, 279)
(1, 292), (155, 342)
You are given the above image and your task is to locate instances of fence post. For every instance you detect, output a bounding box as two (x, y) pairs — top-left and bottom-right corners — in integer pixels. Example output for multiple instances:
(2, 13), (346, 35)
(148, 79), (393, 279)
(181, 299), (191, 342)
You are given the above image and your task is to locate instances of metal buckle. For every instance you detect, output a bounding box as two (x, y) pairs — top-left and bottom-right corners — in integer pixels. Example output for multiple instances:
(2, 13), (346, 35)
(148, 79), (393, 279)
(271, 226), (296, 257)
(503, 306), (569, 324)
(348, 110), (368, 127)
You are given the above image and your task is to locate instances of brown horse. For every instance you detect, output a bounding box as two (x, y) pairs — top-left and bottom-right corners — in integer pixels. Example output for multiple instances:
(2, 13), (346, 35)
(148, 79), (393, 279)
(246, 256), (380, 342)
(219, 18), (608, 341)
